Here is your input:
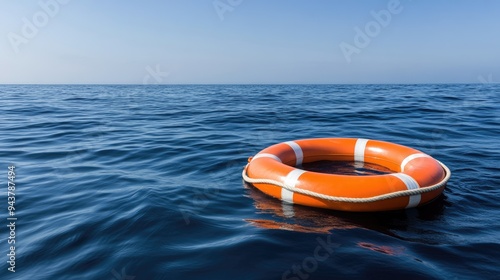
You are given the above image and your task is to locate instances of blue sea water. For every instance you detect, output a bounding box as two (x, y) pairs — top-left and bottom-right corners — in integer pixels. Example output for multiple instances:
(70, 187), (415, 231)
(0, 84), (499, 280)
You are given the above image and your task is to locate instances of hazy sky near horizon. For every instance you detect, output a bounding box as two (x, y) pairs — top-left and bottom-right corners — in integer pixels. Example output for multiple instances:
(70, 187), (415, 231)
(1, 0), (499, 84)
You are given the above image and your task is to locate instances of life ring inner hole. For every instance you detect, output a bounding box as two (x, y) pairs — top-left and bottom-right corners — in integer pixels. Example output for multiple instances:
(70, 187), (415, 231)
(301, 160), (394, 176)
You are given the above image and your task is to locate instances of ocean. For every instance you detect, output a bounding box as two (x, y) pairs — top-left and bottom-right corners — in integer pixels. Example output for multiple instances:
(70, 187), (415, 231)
(1, 84), (499, 279)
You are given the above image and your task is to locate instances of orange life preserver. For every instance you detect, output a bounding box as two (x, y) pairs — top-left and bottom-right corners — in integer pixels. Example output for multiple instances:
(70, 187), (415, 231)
(243, 138), (450, 212)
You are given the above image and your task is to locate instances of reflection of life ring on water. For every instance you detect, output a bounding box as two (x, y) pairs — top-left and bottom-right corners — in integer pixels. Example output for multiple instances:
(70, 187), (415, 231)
(244, 183), (357, 233)
(242, 138), (451, 212)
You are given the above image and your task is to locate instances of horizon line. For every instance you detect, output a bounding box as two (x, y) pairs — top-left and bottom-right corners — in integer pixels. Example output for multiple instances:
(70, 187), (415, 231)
(0, 82), (497, 86)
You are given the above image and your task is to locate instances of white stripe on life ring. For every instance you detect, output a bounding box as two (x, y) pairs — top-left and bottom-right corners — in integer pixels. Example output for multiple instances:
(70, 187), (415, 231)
(400, 153), (430, 172)
(252, 153), (282, 163)
(391, 173), (421, 208)
(285, 141), (303, 167)
(282, 169), (306, 203)
(354, 138), (369, 163)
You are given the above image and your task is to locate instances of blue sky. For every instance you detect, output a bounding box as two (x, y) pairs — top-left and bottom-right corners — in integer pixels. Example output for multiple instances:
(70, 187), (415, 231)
(1, 0), (499, 84)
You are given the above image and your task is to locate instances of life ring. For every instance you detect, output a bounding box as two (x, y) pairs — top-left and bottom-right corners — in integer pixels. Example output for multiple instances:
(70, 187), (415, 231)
(242, 138), (451, 212)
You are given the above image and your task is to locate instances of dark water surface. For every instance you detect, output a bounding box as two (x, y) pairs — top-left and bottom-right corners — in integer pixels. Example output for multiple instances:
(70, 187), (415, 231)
(0, 84), (499, 279)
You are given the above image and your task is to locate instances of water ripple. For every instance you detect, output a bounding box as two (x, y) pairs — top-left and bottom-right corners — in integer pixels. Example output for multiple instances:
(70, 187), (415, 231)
(1, 84), (499, 279)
